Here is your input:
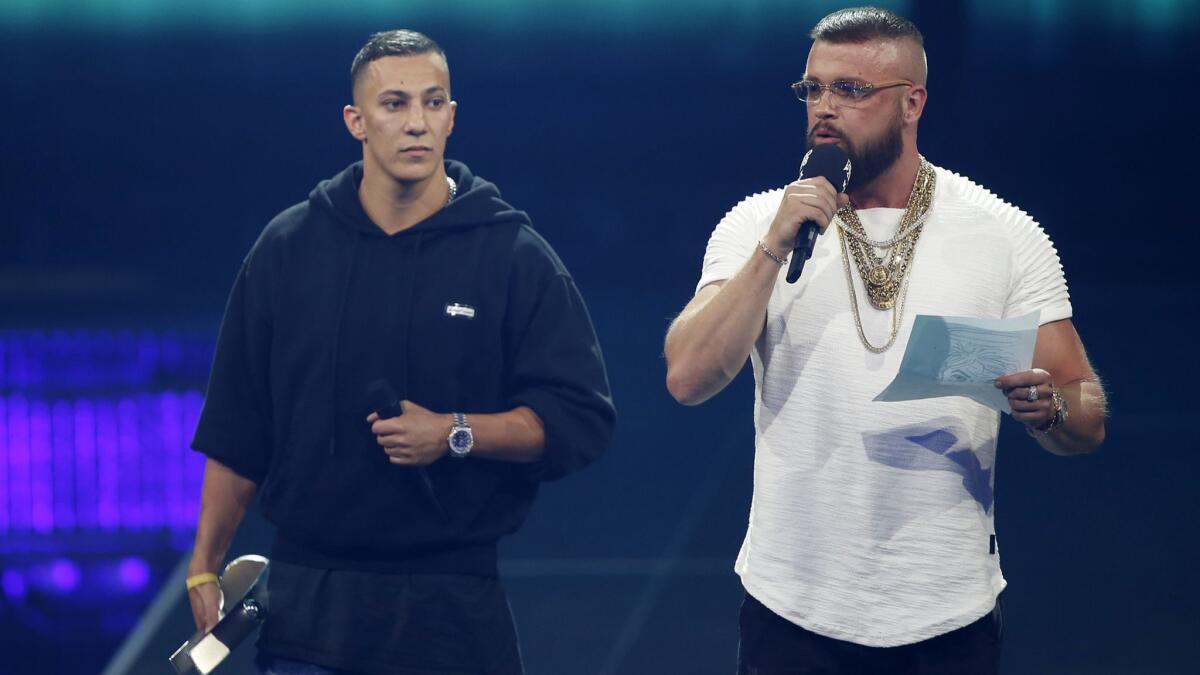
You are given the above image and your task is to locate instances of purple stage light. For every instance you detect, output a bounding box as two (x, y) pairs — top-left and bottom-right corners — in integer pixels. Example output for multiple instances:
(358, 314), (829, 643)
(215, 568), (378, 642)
(96, 398), (120, 530)
(48, 559), (80, 592)
(75, 399), (98, 530)
(1, 329), (213, 539)
(117, 557), (151, 590)
(52, 399), (76, 530)
(2, 569), (27, 599)
(7, 395), (32, 531)
(0, 396), (8, 532)
(118, 396), (141, 529)
(31, 399), (54, 532)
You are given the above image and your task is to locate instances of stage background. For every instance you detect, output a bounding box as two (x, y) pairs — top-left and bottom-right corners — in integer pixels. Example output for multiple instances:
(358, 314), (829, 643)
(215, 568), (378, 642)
(2, 1), (1197, 673)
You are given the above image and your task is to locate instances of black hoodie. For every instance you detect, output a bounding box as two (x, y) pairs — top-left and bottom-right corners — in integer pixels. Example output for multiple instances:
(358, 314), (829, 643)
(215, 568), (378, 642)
(193, 160), (615, 575)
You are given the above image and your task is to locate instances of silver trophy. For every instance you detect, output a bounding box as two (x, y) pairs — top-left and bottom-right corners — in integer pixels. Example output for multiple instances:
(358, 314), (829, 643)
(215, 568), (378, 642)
(169, 555), (270, 675)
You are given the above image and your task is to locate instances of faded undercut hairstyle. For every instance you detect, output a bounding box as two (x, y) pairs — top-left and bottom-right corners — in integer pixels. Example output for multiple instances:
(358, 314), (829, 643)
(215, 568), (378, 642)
(350, 29), (448, 95)
(810, 6), (924, 45)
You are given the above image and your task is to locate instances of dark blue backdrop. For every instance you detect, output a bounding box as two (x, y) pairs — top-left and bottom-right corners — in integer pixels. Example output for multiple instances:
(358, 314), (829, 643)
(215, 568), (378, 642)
(2, 1), (1197, 673)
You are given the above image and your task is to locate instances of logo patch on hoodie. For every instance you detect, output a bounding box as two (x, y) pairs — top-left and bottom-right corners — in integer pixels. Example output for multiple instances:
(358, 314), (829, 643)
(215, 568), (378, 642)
(445, 303), (476, 319)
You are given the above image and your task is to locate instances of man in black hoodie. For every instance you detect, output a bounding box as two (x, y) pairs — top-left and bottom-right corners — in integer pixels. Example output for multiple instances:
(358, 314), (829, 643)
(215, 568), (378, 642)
(185, 30), (615, 675)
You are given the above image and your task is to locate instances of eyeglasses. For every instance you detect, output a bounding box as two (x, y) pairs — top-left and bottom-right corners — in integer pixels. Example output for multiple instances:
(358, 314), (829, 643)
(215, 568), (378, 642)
(791, 79), (914, 108)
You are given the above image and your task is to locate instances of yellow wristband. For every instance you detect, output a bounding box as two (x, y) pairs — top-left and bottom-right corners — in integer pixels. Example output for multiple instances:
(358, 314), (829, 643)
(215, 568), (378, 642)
(186, 572), (219, 590)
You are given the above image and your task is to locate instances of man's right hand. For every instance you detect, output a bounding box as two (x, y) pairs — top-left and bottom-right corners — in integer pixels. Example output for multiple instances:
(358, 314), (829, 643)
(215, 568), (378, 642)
(187, 458), (257, 632)
(762, 176), (849, 255)
(187, 574), (222, 632)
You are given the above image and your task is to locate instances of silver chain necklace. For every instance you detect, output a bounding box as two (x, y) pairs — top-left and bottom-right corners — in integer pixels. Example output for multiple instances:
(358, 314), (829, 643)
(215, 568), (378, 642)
(445, 175), (457, 205)
(836, 207), (931, 248)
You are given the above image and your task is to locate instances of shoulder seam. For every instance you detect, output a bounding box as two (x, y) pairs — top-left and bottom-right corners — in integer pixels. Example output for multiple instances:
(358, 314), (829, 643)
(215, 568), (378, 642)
(937, 168), (1043, 236)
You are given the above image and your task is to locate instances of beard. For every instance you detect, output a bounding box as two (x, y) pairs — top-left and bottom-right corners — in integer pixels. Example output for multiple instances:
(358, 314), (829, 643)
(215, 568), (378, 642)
(807, 111), (903, 193)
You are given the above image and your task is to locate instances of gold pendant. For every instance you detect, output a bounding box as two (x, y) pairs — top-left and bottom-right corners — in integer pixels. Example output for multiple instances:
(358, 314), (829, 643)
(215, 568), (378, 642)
(868, 282), (898, 309)
(866, 267), (891, 286)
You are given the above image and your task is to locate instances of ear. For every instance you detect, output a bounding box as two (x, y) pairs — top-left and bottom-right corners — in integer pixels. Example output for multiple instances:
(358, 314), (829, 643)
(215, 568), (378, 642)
(343, 104), (367, 142)
(446, 99), (457, 137)
(903, 86), (928, 125)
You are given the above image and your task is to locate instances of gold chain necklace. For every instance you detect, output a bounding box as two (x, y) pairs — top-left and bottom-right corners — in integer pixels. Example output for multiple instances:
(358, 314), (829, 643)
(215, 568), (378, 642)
(835, 158), (935, 352)
(837, 157), (935, 310)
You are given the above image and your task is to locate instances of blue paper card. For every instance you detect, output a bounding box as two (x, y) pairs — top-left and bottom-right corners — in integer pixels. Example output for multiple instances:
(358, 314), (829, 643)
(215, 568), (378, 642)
(874, 311), (1041, 413)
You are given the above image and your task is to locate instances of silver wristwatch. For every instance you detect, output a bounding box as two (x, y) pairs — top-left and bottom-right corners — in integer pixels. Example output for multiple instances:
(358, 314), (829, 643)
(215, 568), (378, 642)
(447, 413), (474, 458)
(1028, 387), (1069, 437)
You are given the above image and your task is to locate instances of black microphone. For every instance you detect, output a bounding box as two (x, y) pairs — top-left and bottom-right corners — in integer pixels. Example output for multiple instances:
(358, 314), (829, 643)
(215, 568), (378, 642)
(366, 379), (447, 519)
(367, 379), (404, 420)
(785, 143), (852, 284)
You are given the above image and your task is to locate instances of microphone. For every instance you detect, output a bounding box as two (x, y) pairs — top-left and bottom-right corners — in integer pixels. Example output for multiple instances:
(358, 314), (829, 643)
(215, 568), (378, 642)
(366, 379), (446, 519)
(785, 143), (852, 284)
(367, 379), (404, 420)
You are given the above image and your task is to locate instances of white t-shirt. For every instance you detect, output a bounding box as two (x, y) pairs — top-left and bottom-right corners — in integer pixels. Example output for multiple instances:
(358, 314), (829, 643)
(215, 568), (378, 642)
(698, 165), (1071, 647)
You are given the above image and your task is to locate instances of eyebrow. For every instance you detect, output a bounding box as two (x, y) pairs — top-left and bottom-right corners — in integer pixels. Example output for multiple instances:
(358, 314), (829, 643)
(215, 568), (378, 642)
(800, 76), (862, 84)
(378, 85), (448, 99)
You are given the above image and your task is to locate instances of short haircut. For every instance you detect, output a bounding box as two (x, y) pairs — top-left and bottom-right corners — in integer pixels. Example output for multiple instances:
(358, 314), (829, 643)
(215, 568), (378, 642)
(350, 30), (447, 93)
(810, 6), (924, 46)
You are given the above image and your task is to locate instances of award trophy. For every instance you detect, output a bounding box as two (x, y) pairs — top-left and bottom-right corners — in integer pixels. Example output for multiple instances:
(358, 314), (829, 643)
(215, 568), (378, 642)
(169, 555), (269, 675)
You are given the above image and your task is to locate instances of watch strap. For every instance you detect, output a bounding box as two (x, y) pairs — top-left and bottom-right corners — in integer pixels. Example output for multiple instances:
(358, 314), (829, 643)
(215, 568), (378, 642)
(1027, 387), (1068, 437)
(448, 413), (473, 457)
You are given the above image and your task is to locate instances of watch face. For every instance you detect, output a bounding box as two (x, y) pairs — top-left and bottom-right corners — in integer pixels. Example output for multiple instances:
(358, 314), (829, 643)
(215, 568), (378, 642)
(449, 428), (473, 452)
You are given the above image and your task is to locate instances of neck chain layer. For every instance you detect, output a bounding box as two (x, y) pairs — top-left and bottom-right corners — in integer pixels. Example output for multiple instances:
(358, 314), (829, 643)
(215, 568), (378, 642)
(835, 157), (935, 353)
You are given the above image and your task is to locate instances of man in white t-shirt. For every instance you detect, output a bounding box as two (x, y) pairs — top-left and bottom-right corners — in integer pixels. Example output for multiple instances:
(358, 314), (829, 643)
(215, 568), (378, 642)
(664, 7), (1107, 674)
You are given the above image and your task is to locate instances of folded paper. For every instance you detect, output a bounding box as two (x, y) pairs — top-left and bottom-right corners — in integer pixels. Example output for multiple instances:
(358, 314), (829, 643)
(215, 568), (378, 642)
(874, 311), (1041, 413)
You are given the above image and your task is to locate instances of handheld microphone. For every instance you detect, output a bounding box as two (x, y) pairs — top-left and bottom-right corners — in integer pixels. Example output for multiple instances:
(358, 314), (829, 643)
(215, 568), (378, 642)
(366, 379), (447, 519)
(785, 143), (852, 284)
(367, 379), (404, 419)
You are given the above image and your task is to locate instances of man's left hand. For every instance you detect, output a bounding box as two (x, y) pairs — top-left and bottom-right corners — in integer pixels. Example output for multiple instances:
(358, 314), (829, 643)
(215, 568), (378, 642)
(995, 368), (1055, 430)
(367, 401), (452, 466)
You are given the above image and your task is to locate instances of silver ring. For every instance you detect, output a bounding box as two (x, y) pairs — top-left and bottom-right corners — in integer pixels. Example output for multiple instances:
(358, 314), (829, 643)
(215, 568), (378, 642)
(1026, 386), (1039, 402)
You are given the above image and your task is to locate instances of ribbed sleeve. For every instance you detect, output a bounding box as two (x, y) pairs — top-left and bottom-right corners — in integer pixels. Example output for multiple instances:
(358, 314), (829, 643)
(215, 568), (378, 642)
(696, 189), (783, 292)
(949, 174), (1072, 324)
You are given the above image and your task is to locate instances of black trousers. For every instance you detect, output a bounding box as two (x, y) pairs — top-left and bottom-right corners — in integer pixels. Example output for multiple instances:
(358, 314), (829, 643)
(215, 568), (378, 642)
(260, 564), (523, 675)
(737, 593), (1003, 675)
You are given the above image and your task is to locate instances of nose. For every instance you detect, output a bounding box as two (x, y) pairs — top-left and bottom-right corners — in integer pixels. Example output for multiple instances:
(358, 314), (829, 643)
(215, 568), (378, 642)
(811, 87), (838, 117)
(404, 106), (427, 135)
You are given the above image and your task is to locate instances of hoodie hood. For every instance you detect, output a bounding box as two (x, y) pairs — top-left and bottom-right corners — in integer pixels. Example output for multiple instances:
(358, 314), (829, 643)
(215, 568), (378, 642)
(308, 159), (532, 236)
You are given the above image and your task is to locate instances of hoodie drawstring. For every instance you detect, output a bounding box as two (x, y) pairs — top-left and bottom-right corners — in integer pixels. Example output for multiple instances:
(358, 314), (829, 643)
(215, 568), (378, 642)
(327, 231), (362, 455)
(396, 232), (423, 404)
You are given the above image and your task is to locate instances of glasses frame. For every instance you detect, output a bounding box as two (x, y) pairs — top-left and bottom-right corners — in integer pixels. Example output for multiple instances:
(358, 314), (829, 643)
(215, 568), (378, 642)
(791, 79), (916, 107)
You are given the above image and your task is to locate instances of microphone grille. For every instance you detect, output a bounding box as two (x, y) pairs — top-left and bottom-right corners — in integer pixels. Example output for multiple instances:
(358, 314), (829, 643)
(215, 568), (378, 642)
(799, 144), (851, 193)
(366, 378), (398, 411)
